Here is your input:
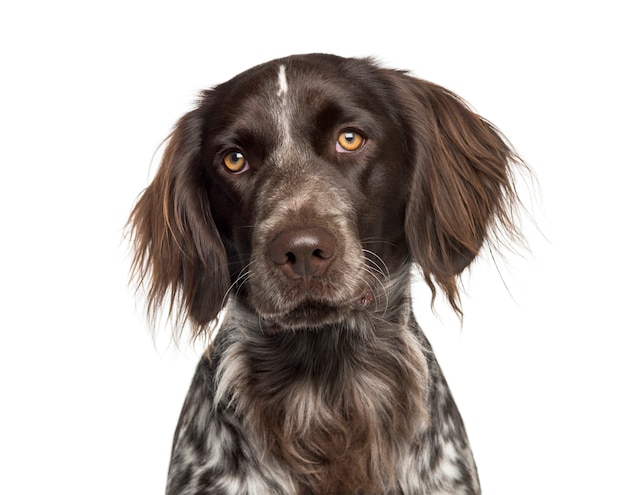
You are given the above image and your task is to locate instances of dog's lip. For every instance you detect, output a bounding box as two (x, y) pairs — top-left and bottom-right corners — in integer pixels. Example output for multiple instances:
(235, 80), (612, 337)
(258, 290), (374, 329)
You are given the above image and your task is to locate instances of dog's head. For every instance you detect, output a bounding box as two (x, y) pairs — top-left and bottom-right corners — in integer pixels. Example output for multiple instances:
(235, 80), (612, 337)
(129, 54), (522, 336)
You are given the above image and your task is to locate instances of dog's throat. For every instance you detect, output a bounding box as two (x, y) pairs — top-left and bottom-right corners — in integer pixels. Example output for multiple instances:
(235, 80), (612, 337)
(231, 316), (427, 495)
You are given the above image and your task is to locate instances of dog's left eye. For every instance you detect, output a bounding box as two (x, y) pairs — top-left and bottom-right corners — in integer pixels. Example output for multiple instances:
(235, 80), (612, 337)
(223, 151), (249, 174)
(336, 131), (365, 153)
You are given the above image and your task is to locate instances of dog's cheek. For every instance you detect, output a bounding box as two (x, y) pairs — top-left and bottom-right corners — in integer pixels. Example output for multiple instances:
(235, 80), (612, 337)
(205, 176), (256, 281)
(354, 155), (408, 251)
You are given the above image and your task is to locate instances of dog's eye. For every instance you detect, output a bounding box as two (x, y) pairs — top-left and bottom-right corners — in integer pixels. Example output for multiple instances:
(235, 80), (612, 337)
(336, 131), (365, 153)
(223, 151), (249, 174)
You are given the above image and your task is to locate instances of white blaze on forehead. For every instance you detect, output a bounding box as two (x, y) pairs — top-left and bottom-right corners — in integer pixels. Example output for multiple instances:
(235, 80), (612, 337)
(273, 64), (293, 157)
(277, 64), (288, 97)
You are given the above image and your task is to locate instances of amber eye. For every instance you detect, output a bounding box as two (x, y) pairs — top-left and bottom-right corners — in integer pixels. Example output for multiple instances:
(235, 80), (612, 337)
(336, 131), (365, 153)
(223, 151), (249, 173)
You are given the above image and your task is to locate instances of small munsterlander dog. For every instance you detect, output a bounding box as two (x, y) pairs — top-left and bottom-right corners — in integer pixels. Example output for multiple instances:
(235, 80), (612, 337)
(129, 54), (524, 495)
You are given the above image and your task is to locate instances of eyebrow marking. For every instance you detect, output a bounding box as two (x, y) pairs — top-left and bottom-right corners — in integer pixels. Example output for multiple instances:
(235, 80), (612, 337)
(277, 64), (288, 97)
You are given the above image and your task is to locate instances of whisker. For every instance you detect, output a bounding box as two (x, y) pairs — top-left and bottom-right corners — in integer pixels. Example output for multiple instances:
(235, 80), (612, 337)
(220, 264), (253, 310)
(362, 249), (391, 278)
(360, 237), (397, 248)
(358, 256), (391, 315)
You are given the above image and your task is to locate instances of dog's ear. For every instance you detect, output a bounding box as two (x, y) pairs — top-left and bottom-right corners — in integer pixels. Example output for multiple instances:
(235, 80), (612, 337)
(389, 71), (522, 313)
(128, 103), (229, 338)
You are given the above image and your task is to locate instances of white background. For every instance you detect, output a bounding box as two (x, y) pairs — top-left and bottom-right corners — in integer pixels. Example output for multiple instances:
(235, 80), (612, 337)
(1, 1), (624, 493)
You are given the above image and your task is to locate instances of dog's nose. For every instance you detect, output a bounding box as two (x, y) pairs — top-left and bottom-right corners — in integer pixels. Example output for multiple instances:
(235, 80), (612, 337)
(269, 227), (336, 280)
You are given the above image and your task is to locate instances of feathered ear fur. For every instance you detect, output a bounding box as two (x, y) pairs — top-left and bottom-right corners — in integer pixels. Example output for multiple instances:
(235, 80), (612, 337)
(390, 71), (523, 313)
(127, 106), (229, 338)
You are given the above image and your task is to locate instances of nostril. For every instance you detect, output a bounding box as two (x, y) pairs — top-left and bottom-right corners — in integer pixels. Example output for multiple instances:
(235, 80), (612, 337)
(269, 227), (336, 280)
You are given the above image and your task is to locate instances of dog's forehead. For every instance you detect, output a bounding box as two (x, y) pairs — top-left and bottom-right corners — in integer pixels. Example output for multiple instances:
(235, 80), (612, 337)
(206, 56), (394, 163)
(222, 57), (366, 109)
(269, 61), (345, 98)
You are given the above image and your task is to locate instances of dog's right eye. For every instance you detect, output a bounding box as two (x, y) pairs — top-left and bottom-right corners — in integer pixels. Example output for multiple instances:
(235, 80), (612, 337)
(336, 131), (365, 153)
(223, 151), (249, 174)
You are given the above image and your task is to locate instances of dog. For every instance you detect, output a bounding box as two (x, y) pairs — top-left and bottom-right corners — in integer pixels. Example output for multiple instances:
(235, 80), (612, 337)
(129, 54), (523, 494)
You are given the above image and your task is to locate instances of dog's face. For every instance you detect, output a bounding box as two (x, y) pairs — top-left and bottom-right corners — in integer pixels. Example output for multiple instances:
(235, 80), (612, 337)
(205, 55), (413, 329)
(129, 54), (520, 336)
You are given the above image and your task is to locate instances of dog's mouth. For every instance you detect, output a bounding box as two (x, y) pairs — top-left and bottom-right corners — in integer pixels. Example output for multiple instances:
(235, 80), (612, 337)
(258, 290), (374, 332)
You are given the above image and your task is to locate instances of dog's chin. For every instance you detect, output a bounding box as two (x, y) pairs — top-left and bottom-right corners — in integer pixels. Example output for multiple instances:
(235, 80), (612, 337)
(259, 292), (374, 332)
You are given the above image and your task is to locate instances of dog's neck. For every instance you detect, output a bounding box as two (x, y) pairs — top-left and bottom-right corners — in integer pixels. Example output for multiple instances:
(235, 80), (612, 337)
(213, 274), (429, 493)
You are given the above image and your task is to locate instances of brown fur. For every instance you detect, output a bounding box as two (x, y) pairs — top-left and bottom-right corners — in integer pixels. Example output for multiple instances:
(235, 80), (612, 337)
(128, 108), (230, 337)
(395, 73), (523, 312)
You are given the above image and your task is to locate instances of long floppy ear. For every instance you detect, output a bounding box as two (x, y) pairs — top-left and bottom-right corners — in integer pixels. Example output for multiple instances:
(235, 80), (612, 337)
(390, 71), (523, 313)
(127, 106), (229, 338)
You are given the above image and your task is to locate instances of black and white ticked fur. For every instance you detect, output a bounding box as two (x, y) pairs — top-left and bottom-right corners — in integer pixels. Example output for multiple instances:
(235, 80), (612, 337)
(129, 54), (522, 494)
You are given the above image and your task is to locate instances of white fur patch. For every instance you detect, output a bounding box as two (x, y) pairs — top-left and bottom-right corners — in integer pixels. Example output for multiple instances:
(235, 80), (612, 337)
(277, 64), (288, 97)
(272, 64), (293, 158)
